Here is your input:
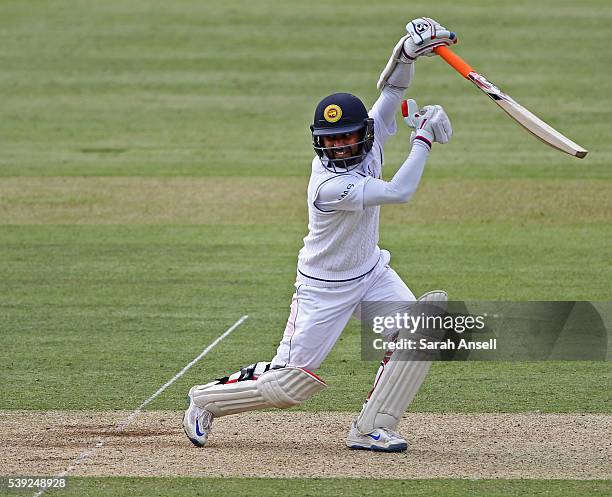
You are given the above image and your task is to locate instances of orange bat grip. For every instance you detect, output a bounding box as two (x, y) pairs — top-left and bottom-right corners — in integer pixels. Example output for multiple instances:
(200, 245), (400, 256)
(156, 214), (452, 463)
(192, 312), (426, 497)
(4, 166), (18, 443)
(433, 46), (474, 78)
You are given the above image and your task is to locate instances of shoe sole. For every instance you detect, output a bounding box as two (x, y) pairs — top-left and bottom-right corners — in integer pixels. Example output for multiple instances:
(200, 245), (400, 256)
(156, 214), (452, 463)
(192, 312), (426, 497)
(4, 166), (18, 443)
(346, 442), (408, 452)
(185, 431), (205, 447)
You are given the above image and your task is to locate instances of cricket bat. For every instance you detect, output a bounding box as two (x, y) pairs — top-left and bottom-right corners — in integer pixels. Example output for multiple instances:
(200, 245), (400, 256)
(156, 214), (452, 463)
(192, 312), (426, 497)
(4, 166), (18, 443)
(433, 45), (588, 158)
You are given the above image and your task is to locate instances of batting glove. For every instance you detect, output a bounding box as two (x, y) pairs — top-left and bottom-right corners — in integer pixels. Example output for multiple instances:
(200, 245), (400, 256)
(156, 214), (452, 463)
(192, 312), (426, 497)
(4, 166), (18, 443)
(402, 99), (452, 149)
(401, 17), (457, 61)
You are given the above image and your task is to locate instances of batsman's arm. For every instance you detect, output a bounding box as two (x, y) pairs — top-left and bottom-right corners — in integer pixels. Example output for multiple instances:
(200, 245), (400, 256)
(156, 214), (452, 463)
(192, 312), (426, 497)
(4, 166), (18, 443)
(370, 85), (408, 135)
(313, 140), (431, 212)
(362, 101), (452, 207)
(373, 18), (457, 133)
(361, 140), (430, 207)
(315, 102), (451, 212)
(372, 28), (417, 131)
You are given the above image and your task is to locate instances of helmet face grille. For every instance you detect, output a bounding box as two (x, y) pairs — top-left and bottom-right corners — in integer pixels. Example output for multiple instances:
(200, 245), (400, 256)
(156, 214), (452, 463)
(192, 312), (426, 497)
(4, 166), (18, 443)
(312, 118), (374, 173)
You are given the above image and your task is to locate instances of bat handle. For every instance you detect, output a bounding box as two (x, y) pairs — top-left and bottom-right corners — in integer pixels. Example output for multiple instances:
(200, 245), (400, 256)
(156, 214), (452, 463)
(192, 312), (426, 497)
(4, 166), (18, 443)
(433, 46), (474, 79)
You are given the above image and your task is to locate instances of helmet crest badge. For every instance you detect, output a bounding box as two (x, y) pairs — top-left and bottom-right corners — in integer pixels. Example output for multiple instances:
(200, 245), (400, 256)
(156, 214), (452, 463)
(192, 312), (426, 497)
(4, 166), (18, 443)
(323, 104), (342, 123)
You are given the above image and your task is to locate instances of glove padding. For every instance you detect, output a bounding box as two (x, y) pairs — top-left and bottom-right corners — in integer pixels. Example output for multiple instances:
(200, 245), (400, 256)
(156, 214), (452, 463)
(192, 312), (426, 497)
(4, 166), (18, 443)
(403, 17), (457, 60)
(377, 17), (456, 90)
(402, 99), (452, 147)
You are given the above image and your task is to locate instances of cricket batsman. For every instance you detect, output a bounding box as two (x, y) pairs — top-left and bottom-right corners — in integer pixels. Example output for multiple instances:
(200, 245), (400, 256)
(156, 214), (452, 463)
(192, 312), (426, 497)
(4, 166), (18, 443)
(183, 18), (456, 452)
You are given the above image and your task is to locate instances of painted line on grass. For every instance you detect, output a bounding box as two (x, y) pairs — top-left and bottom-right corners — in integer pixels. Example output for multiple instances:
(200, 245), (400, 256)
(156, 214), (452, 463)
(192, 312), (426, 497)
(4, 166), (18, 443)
(33, 315), (249, 497)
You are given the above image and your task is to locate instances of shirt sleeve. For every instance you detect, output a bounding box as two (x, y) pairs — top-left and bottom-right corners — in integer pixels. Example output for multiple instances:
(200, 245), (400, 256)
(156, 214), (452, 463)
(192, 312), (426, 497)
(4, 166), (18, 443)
(369, 86), (405, 148)
(313, 174), (367, 212)
(313, 140), (430, 211)
(362, 141), (430, 207)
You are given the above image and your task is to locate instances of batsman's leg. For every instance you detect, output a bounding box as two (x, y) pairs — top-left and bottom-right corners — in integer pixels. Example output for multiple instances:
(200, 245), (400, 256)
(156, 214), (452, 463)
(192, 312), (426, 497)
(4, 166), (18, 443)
(184, 282), (359, 447)
(349, 265), (447, 451)
(183, 361), (326, 447)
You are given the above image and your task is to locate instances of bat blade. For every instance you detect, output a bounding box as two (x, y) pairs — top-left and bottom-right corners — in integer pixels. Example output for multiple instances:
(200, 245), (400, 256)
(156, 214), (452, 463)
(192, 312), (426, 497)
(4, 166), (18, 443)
(467, 71), (588, 158)
(433, 46), (588, 159)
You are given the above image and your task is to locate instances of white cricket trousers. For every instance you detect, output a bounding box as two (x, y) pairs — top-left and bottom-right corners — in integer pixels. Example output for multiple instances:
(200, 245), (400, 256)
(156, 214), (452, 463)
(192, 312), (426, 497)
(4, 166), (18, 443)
(271, 251), (415, 371)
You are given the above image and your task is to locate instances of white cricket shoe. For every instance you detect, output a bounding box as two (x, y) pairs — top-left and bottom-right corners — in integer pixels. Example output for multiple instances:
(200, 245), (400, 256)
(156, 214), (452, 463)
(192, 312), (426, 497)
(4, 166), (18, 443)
(346, 422), (408, 452)
(182, 386), (214, 447)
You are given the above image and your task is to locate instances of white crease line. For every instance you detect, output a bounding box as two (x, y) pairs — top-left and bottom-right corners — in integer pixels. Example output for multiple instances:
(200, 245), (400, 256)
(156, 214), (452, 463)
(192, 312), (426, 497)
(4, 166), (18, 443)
(33, 315), (249, 497)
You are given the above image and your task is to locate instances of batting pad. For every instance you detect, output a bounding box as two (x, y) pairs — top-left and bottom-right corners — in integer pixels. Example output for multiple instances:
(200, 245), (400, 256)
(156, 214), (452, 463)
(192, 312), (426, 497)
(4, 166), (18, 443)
(355, 290), (448, 433)
(192, 367), (326, 417)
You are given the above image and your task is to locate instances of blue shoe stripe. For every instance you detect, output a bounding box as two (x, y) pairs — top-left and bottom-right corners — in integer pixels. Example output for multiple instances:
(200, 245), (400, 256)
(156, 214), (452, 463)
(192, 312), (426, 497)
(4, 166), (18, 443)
(195, 418), (205, 437)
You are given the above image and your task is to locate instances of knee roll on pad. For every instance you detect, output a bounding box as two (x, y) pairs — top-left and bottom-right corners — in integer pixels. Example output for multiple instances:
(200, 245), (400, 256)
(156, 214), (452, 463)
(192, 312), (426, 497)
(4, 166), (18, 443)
(258, 367), (327, 408)
(192, 366), (326, 417)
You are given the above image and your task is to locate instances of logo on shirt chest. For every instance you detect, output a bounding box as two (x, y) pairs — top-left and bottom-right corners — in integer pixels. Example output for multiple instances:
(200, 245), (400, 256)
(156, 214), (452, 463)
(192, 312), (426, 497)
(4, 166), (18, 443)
(337, 183), (355, 200)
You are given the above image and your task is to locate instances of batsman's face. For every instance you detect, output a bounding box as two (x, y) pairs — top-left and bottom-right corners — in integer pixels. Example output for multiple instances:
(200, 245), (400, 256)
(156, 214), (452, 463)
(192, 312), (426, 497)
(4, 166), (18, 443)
(322, 131), (361, 159)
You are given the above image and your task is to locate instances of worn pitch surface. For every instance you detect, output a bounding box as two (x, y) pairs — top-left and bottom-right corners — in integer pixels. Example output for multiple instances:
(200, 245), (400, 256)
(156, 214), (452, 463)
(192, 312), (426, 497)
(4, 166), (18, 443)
(2, 411), (610, 479)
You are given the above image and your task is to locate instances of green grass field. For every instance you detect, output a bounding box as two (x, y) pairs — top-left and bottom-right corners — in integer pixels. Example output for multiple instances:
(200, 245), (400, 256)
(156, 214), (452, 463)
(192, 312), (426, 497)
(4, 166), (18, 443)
(1, 0), (610, 496)
(3, 478), (612, 497)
